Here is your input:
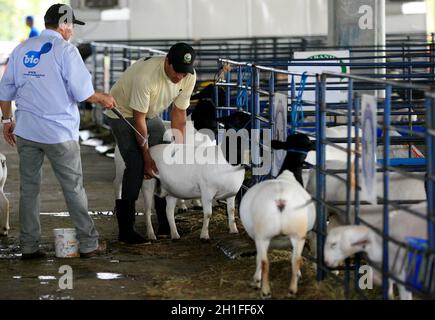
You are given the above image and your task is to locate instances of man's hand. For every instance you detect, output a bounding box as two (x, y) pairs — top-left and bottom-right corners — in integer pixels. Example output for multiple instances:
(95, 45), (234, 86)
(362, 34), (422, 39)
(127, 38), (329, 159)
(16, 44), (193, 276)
(98, 93), (117, 109)
(86, 92), (116, 110)
(3, 122), (16, 146)
(144, 152), (158, 180)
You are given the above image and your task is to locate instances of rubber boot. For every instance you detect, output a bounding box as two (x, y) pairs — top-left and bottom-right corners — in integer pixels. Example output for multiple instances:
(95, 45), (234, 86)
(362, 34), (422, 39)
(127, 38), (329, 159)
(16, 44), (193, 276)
(154, 195), (170, 237)
(115, 199), (148, 244)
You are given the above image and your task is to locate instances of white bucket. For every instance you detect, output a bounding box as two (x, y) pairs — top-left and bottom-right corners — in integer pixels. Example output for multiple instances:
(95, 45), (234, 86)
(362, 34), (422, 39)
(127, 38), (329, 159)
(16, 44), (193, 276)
(53, 228), (80, 258)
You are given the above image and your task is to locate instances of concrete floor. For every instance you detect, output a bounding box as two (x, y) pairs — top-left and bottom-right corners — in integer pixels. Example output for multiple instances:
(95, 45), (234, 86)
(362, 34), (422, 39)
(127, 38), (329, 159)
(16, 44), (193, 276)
(0, 134), (344, 300)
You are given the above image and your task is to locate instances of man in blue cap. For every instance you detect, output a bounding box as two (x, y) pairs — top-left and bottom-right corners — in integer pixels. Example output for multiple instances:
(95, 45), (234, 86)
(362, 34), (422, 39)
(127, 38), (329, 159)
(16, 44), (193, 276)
(25, 16), (40, 38)
(0, 4), (116, 259)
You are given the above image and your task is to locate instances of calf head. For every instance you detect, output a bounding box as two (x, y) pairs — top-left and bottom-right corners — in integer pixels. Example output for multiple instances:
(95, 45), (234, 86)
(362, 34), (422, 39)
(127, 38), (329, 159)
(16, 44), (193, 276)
(217, 111), (252, 131)
(191, 98), (218, 134)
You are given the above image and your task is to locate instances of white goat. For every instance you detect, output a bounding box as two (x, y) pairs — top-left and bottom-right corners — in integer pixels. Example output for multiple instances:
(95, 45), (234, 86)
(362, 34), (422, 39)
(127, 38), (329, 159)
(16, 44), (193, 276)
(305, 159), (426, 225)
(0, 153), (9, 236)
(324, 202), (428, 300)
(305, 158), (426, 274)
(305, 125), (362, 166)
(113, 115), (213, 214)
(305, 119), (421, 167)
(143, 143), (245, 241)
(239, 170), (316, 298)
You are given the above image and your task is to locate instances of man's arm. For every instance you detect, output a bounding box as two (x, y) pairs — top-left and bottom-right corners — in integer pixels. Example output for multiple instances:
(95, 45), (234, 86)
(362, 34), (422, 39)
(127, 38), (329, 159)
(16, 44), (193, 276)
(86, 92), (116, 109)
(171, 105), (187, 144)
(133, 110), (158, 179)
(0, 101), (13, 119)
(0, 101), (16, 146)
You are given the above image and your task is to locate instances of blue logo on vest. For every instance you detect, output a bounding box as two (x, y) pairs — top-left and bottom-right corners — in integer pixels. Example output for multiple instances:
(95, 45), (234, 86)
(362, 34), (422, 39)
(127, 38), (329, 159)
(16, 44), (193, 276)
(23, 42), (53, 68)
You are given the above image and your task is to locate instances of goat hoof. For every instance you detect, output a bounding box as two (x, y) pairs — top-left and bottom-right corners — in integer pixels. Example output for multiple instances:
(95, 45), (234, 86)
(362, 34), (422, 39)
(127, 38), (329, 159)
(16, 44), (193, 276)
(261, 292), (272, 300)
(288, 289), (297, 298)
(193, 206), (202, 211)
(171, 237), (181, 242)
(249, 279), (261, 290)
(178, 208), (188, 214)
(147, 234), (157, 241)
(200, 238), (211, 243)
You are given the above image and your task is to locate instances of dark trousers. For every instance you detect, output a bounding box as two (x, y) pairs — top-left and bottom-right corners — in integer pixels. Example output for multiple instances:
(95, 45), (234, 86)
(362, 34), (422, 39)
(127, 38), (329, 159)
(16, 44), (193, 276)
(106, 116), (167, 202)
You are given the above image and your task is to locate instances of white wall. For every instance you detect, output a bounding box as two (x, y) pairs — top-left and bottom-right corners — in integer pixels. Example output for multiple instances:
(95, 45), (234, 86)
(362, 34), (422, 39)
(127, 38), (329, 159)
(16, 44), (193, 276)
(130, 0), (191, 39)
(386, 14), (426, 34)
(191, 0), (251, 38)
(72, 0), (427, 42)
(386, 0), (427, 34)
(74, 0), (329, 41)
(251, 0), (328, 37)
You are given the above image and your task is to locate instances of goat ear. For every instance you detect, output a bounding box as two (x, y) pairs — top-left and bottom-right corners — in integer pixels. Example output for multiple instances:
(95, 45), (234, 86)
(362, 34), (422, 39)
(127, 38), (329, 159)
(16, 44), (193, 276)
(271, 140), (286, 150)
(351, 239), (370, 247)
(349, 226), (371, 248)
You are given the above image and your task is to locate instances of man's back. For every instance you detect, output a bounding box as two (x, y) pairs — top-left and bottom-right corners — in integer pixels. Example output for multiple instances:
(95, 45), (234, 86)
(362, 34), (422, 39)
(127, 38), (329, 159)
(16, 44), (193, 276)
(0, 29), (94, 144)
(107, 56), (196, 119)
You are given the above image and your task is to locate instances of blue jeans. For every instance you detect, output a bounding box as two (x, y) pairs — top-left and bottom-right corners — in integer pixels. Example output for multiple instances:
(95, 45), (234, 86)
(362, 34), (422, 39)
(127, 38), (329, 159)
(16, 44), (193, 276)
(17, 137), (99, 254)
(106, 116), (166, 202)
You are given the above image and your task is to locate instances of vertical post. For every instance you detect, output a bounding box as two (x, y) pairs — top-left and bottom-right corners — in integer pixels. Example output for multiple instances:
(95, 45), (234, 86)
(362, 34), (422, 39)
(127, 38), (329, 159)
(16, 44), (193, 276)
(291, 75), (296, 108)
(92, 44), (97, 89)
(253, 67), (261, 184)
(109, 46), (114, 90)
(250, 65), (256, 128)
(382, 85), (392, 300)
(290, 75), (296, 132)
(316, 74), (327, 282)
(237, 66), (243, 111)
(127, 48), (132, 70)
(215, 60), (222, 119)
(254, 67), (261, 133)
(426, 95), (435, 252)
(123, 48), (128, 71)
(226, 68), (231, 117)
(354, 96), (361, 225)
(407, 55), (413, 158)
(431, 40), (435, 82)
(345, 79), (354, 225)
(250, 65), (257, 183)
(269, 72), (276, 137)
(354, 95), (362, 292)
(344, 78), (354, 299)
(273, 38), (277, 63)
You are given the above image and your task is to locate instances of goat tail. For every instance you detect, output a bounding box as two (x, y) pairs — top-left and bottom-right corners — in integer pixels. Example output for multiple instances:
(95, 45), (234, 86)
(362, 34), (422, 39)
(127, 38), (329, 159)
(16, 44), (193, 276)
(275, 199), (287, 213)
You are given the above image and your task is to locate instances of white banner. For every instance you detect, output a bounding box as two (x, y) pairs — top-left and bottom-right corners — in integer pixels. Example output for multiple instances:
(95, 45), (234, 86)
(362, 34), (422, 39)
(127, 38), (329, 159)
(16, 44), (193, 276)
(288, 50), (350, 109)
(272, 93), (288, 177)
(361, 94), (378, 205)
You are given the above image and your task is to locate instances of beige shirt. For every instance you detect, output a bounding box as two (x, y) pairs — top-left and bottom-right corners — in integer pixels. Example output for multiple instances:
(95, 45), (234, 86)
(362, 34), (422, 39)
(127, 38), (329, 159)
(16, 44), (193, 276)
(105, 56), (196, 119)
